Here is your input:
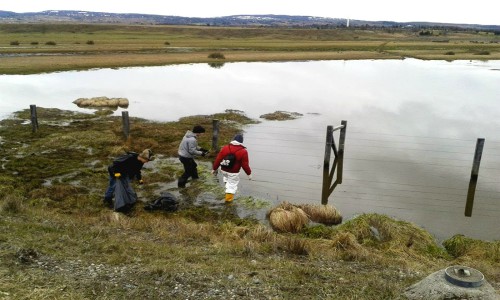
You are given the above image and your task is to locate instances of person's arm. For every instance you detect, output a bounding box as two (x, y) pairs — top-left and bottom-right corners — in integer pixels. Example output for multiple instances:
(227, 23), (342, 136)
(241, 151), (252, 175)
(187, 139), (203, 156)
(212, 149), (226, 171)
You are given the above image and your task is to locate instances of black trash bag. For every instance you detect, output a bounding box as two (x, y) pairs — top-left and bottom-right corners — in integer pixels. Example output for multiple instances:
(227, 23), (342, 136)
(144, 192), (178, 212)
(114, 177), (137, 213)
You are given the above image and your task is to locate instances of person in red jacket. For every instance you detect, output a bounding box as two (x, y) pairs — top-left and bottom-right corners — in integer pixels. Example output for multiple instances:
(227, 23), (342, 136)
(211, 134), (252, 203)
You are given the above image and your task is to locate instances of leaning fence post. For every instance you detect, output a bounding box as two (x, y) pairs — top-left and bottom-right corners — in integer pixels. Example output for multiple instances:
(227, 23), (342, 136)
(212, 119), (220, 153)
(465, 138), (485, 217)
(322, 125), (334, 204)
(122, 111), (130, 139)
(30, 104), (38, 133)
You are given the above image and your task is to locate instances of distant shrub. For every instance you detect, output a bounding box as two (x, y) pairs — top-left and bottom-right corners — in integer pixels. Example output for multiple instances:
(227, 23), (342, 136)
(10, 41), (20, 46)
(474, 50), (490, 55)
(86, 40), (94, 45)
(419, 30), (432, 36)
(45, 41), (56, 46)
(30, 41), (39, 45)
(164, 41), (170, 45)
(208, 52), (225, 59)
(444, 51), (455, 55)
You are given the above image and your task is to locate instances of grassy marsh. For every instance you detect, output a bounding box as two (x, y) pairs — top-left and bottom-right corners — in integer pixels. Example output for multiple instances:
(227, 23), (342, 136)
(0, 23), (499, 74)
(0, 107), (498, 299)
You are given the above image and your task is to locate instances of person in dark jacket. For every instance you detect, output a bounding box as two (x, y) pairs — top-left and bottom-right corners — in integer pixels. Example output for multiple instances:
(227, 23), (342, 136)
(103, 149), (154, 209)
(177, 125), (209, 188)
(211, 134), (252, 203)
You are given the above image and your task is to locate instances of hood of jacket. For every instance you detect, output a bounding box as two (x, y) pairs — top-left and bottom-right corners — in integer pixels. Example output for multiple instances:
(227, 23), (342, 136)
(230, 140), (244, 147)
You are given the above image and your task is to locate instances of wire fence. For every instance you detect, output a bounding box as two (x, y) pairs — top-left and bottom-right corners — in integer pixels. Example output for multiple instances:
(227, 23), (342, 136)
(239, 124), (500, 218)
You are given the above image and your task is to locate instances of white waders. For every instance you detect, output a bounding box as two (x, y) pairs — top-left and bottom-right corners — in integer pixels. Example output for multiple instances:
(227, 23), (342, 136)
(221, 170), (240, 202)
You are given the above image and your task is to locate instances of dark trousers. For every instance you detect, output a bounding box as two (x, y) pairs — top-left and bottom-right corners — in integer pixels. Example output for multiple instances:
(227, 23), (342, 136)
(178, 156), (198, 187)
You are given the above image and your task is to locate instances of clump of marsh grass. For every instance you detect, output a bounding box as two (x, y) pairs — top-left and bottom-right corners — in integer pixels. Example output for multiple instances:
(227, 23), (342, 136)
(443, 234), (500, 263)
(266, 201), (309, 233)
(277, 236), (309, 256)
(334, 213), (447, 262)
(1, 194), (25, 214)
(297, 203), (342, 225)
(331, 231), (369, 260)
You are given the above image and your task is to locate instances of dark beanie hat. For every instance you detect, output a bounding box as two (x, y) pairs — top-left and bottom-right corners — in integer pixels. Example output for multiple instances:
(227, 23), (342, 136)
(233, 134), (244, 143)
(192, 125), (206, 133)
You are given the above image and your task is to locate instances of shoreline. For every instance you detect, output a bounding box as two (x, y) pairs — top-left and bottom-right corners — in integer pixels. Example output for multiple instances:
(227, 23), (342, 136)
(2, 51), (500, 75)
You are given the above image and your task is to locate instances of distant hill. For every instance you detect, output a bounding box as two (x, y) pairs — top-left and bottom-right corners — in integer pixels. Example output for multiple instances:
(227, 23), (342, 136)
(0, 10), (499, 31)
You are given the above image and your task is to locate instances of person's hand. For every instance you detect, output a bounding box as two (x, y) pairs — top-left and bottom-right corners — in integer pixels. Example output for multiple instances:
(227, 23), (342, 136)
(114, 173), (121, 178)
(201, 149), (209, 157)
(248, 174), (253, 180)
(139, 179), (144, 185)
(211, 169), (217, 175)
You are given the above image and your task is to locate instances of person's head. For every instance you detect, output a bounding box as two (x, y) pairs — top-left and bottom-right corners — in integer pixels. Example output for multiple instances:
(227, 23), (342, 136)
(233, 134), (244, 143)
(138, 149), (154, 163)
(192, 125), (206, 135)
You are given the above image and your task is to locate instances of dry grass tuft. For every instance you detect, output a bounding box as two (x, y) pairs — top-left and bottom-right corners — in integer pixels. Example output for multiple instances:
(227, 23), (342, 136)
(266, 201), (309, 233)
(0, 194), (25, 214)
(297, 203), (342, 225)
(277, 236), (309, 256)
(331, 232), (370, 260)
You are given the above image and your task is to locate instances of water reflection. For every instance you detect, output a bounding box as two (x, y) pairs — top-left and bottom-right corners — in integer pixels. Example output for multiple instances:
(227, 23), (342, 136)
(208, 62), (225, 69)
(1, 59), (499, 241)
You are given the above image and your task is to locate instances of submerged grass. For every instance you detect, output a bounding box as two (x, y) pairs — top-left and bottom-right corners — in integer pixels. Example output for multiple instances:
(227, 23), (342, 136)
(0, 107), (499, 299)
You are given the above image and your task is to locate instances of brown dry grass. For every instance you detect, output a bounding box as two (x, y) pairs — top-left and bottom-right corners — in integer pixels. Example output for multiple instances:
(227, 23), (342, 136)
(267, 201), (310, 233)
(298, 203), (343, 225)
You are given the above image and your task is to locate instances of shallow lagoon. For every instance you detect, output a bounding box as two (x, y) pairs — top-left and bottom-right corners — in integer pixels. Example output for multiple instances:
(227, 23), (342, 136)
(1, 59), (499, 241)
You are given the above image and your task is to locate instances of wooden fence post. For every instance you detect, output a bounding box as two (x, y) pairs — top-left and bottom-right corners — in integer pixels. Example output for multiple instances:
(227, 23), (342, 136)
(321, 121), (347, 205)
(30, 104), (38, 133)
(337, 120), (347, 184)
(322, 125), (334, 204)
(122, 111), (130, 139)
(212, 119), (220, 153)
(465, 138), (485, 217)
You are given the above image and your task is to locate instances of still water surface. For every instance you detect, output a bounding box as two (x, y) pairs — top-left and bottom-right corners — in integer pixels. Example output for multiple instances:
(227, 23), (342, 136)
(1, 59), (499, 241)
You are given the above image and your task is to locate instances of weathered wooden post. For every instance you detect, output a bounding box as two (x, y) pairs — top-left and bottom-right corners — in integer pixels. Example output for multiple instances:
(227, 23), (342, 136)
(30, 104), (38, 133)
(122, 111), (130, 139)
(321, 121), (347, 205)
(465, 138), (485, 217)
(212, 119), (220, 153)
(322, 125), (334, 204)
(337, 120), (347, 184)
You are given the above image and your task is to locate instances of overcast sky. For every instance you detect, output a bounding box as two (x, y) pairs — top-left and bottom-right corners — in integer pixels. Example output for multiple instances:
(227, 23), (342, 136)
(2, 0), (499, 26)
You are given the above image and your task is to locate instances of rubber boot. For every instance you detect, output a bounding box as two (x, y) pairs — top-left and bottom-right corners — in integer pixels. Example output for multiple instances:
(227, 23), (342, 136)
(225, 193), (234, 203)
